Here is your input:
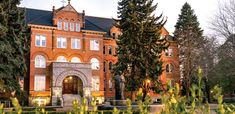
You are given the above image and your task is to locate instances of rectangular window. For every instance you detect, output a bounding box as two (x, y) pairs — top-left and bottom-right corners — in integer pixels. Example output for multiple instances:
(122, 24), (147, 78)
(34, 75), (45, 91)
(90, 39), (99, 51)
(57, 21), (62, 30)
(76, 23), (80, 32)
(35, 35), (46, 47)
(104, 79), (106, 91)
(71, 38), (81, 49)
(70, 22), (74, 31)
(109, 79), (112, 91)
(160, 35), (165, 39)
(64, 22), (68, 31)
(57, 37), (66, 48)
(103, 62), (106, 72)
(108, 46), (112, 55)
(103, 46), (106, 54)
(91, 76), (100, 91)
(165, 48), (173, 57)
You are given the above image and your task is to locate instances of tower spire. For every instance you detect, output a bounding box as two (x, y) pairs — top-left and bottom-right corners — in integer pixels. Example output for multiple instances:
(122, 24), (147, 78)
(68, 0), (71, 4)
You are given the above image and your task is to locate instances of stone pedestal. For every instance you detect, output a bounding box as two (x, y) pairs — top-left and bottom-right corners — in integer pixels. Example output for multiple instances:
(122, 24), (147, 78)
(111, 100), (126, 106)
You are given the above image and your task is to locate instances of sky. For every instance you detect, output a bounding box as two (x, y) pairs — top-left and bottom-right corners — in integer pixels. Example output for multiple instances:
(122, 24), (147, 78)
(19, 0), (224, 36)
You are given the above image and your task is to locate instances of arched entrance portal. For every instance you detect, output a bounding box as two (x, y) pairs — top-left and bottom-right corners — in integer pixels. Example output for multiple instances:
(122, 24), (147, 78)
(62, 76), (83, 95)
(51, 62), (92, 106)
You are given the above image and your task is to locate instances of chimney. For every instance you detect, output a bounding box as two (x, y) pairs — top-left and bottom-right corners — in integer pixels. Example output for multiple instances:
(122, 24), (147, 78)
(82, 10), (85, 28)
(52, 6), (55, 15)
(52, 6), (56, 26)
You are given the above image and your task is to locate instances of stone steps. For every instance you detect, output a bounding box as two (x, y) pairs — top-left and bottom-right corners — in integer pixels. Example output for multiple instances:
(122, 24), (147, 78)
(62, 94), (81, 107)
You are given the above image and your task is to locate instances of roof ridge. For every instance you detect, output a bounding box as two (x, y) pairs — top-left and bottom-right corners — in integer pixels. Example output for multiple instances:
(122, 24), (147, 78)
(86, 15), (115, 20)
(25, 7), (52, 12)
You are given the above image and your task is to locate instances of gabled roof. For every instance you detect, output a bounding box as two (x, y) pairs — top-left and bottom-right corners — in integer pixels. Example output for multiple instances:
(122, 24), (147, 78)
(55, 3), (78, 13)
(25, 8), (115, 35)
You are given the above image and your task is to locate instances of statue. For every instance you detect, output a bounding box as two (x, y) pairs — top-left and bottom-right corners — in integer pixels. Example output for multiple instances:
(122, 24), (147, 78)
(115, 72), (125, 100)
(120, 73), (125, 100)
(115, 74), (121, 100)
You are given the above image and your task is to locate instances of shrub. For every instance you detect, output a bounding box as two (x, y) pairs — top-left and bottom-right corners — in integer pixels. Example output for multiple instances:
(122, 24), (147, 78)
(1, 69), (235, 114)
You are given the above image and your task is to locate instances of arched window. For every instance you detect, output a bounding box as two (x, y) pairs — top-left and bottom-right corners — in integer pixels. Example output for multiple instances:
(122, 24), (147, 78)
(57, 19), (62, 30)
(35, 55), (46, 68)
(166, 63), (174, 73)
(70, 20), (74, 31)
(57, 56), (67, 62)
(76, 22), (80, 32)
(71, 57), (81, 63)
(90, 58), (100, 70)
(64, 19), (68, 31)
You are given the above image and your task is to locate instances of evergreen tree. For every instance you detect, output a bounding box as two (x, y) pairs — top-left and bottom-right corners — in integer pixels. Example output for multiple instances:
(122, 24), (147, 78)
(114, 0), (168, 100)
(173, 2), (204, 98)
(0, 0), (29, 95)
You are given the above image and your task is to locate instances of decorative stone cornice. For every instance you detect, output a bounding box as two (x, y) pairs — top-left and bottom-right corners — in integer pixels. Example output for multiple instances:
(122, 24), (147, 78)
(28, 24), (56, 30)
(81, 30), (106, 35)
(52, 62), (91, 69)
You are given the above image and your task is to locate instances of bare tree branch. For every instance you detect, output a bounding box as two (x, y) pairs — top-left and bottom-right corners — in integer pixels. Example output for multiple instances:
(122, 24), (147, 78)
(210, 0), (235, 39)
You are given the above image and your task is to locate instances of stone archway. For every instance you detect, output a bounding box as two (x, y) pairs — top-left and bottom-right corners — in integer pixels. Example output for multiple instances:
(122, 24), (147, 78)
(51, 62), (92, 106)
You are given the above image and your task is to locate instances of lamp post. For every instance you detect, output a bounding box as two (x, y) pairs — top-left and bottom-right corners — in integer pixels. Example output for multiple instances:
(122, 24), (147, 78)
(142, 79), (151, 101)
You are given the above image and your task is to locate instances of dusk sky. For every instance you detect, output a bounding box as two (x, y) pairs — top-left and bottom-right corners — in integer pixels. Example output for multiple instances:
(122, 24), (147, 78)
(19, 0), (227, 36)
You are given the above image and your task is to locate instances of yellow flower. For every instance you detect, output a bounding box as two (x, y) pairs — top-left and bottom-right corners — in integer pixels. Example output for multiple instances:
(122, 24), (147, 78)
(170, 97), (177, 104)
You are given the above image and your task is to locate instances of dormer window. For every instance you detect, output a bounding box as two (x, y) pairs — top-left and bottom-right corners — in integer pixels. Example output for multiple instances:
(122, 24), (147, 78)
(70, 22), (74, 31)
(64, 21), (68, 31)
(76, 23), (80, 32)
(57, 20), (62, 30)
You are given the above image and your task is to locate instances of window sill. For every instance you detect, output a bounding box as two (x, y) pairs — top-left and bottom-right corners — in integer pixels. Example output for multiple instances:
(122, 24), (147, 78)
(35, 45), (46, 47)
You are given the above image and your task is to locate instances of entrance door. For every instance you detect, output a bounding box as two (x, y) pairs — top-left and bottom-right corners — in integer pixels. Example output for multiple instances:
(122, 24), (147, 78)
(62, 76), (78, 94)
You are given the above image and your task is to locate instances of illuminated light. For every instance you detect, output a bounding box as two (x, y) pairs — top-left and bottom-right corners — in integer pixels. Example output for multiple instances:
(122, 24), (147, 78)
(69, 76), (72, 80)
(64, 79), (68, 83)
(146, 79), (151, 84)
(34, 97), (46, 106)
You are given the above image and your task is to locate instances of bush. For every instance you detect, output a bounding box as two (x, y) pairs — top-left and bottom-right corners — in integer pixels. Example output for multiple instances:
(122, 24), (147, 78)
(0, 69), (235, 114)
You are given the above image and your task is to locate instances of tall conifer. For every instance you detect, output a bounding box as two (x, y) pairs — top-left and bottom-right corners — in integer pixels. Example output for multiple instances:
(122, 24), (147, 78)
(114, 0), (168, 100)
(173, 2), (204, 98)
(0, 0), (29, 94)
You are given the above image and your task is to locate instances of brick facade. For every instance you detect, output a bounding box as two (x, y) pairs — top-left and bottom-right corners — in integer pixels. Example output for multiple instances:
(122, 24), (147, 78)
(25, 2), (179, 106)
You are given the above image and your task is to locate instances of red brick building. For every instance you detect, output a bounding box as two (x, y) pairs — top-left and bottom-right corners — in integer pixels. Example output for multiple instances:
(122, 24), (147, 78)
(25, 1), (179, 106)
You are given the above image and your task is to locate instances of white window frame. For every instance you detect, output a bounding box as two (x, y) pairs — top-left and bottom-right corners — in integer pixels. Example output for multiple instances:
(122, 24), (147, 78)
(90, 58), (100, 70)
(64, 21), (68, 31)
(76, 23), (80, 32)
(71, 57), (81, 63)
(35, 35), (46, 47)
(166, 63), (174, 73)
(90, 39), (99, 51)
(56, 56), (67, 62)
(71, 38), (81, 49)
(108, 46), (112, 55)
(91, 76), (100, 91)
(70, 22), (74, 31)
(109, 79), (112, 90)
(165, 48), (173, 57)
(57, 20), (62, 30)
(34, 75), (46, 91)
(35, 55), (46, 68)
(57, 37), (67, 48)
